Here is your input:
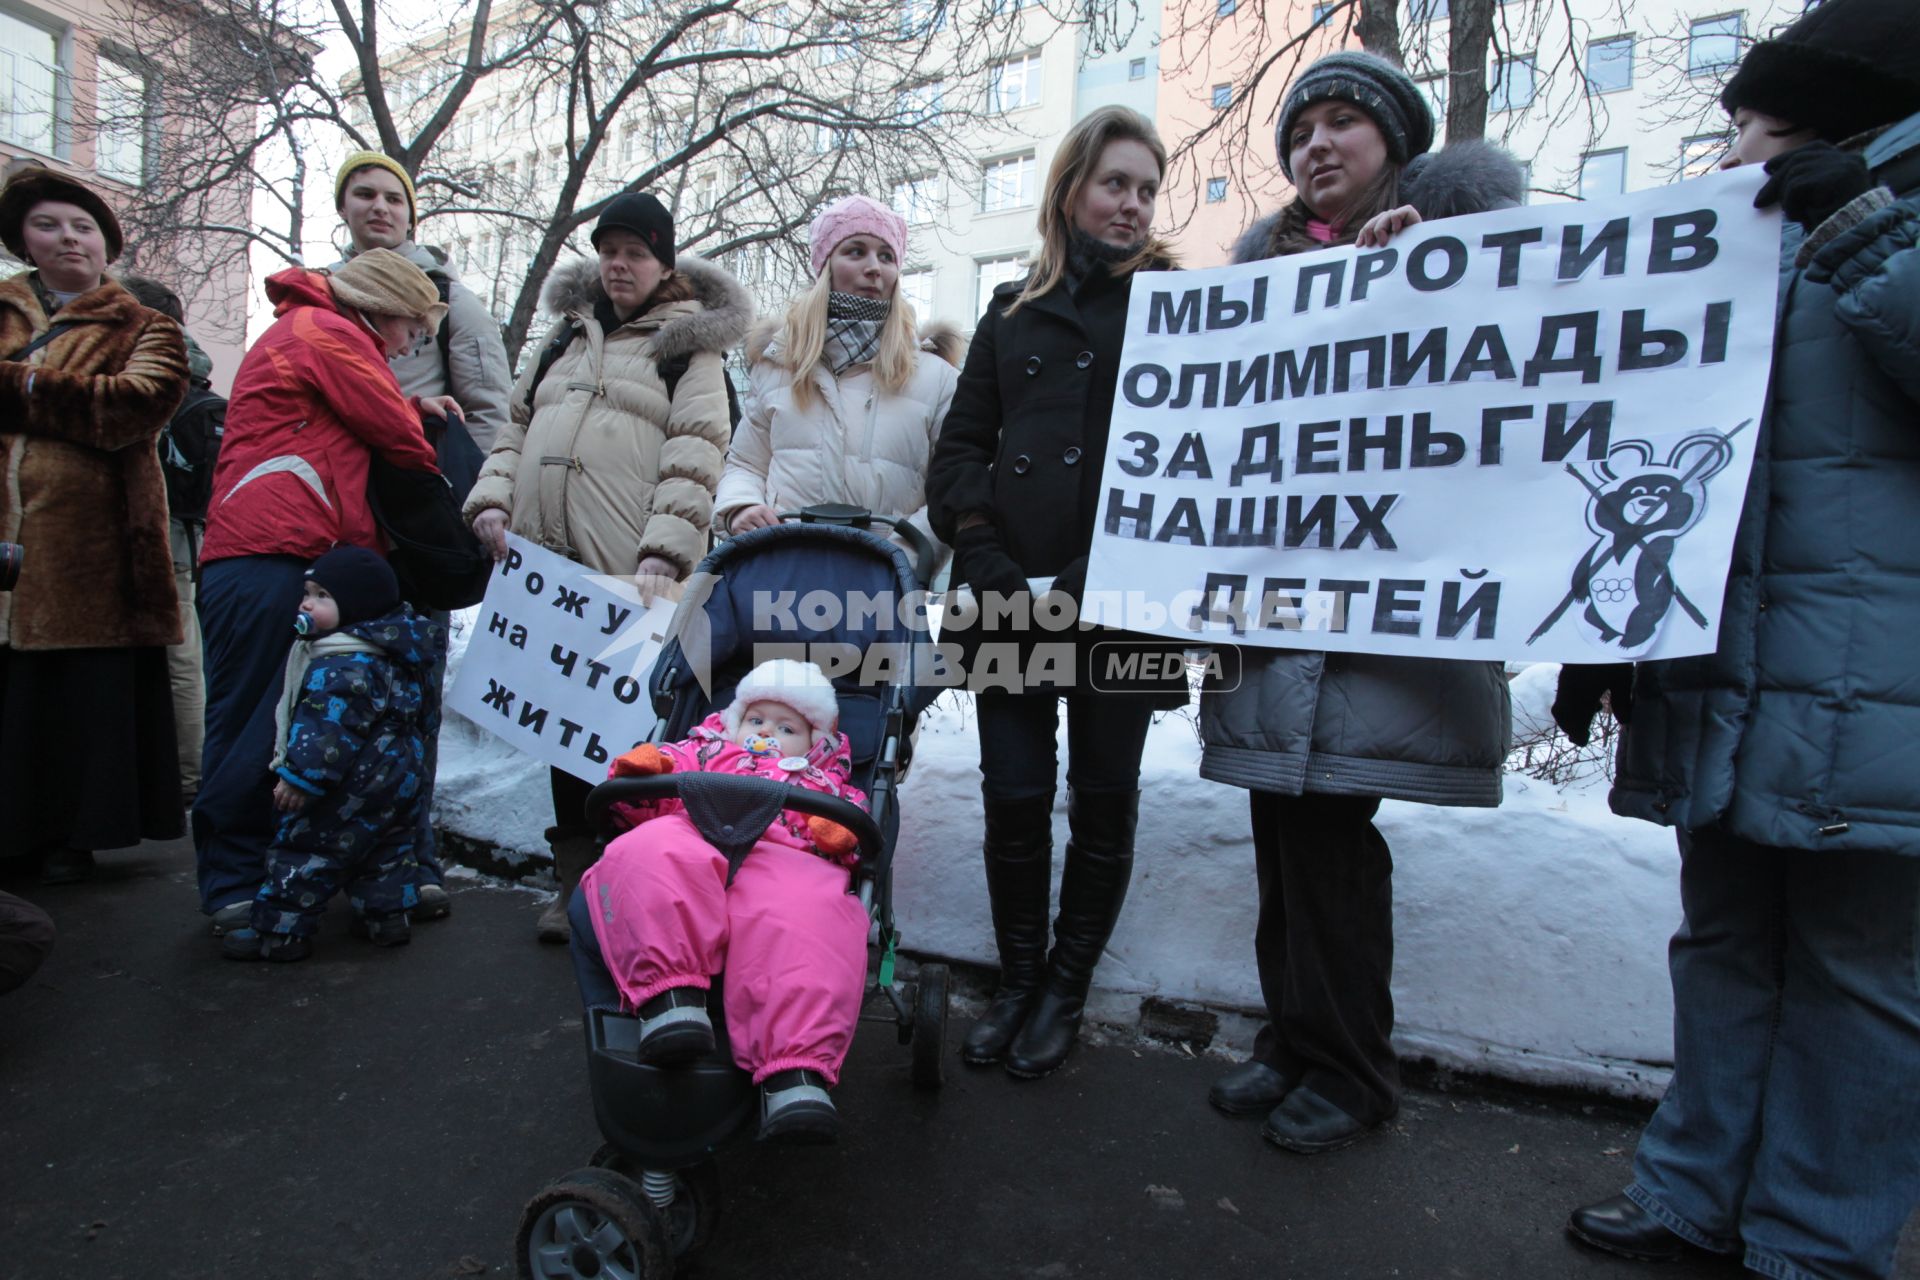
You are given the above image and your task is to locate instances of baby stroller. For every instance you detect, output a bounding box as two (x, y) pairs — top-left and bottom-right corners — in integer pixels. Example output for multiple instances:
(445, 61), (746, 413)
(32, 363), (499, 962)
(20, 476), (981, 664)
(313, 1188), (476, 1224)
(515, 505), (951, 1279)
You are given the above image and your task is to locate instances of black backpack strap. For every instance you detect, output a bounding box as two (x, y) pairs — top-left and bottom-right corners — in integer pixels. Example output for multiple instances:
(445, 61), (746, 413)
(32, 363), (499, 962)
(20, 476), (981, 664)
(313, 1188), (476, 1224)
(6, 321), (79, 363)
(525, 322), (578, 406)
(433, 275), (454, 389)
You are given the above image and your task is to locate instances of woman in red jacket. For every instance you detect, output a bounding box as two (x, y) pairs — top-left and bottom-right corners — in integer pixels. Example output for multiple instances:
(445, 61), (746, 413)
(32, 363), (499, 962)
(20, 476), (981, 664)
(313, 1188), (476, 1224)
(193, 248), (456, 931)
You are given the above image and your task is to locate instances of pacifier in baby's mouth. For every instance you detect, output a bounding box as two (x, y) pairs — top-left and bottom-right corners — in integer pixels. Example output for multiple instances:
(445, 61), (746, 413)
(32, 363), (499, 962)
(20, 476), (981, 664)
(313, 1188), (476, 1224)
(742, 733), (782, 756)
(293, 611), (315, 637)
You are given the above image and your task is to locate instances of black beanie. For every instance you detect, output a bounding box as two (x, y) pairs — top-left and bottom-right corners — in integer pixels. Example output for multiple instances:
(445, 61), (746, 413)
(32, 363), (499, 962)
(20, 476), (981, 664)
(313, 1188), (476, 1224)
(307, 547), (400, 628)
(1719, 0), (1920, 143)
(1275, 51), (1436, 182)
(591, 192), (676, 267)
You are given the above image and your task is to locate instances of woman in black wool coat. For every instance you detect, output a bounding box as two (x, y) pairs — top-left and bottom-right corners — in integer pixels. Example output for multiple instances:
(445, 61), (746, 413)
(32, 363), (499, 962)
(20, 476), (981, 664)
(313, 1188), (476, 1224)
(1199, 51), (1521, 1155)
(926, 105), (1188, 1080)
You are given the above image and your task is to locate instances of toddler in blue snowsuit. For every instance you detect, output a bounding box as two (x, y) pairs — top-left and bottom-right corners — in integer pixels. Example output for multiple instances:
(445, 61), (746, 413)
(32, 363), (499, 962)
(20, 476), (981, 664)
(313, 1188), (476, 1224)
(222, 547), (446, 962)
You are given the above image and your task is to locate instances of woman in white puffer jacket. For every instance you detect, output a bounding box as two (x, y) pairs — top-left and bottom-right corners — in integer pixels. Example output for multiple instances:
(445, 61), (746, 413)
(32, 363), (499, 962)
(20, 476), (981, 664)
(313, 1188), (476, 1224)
(715, 196), (962, 557)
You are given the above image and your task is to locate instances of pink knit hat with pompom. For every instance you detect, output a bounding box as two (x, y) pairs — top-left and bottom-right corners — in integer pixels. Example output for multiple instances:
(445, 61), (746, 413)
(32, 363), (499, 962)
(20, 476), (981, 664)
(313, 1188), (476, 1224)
(808, 195), (908, 278)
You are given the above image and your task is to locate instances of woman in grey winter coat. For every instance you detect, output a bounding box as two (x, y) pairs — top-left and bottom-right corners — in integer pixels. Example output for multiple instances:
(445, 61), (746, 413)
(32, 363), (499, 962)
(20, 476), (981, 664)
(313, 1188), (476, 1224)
(1199, 51), (1517, 1155)
(1559, 2), (1920, 1274)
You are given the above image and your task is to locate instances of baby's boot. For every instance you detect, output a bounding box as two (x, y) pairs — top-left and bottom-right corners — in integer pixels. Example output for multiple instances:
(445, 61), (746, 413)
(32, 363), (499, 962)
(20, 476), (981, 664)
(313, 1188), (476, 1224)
(350, 912), (412, 948)
(634, 988), (714, 1064)
(758, 1069), (839, 1145)
(220, 928), (313, 963)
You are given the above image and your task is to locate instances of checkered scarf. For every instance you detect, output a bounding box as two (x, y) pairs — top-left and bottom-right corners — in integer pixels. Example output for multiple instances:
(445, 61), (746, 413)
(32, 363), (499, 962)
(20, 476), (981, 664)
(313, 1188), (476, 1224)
(822, 291), (891, 375)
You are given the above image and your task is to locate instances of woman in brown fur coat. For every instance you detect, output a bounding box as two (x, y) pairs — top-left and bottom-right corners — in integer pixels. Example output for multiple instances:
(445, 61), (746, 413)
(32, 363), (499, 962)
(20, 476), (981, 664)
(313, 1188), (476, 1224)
(0, 167), (189, 883)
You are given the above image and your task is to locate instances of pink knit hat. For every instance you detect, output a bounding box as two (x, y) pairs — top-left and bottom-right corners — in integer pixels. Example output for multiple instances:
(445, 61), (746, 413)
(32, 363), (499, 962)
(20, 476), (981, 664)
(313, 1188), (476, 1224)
(808, 195), (908, 278)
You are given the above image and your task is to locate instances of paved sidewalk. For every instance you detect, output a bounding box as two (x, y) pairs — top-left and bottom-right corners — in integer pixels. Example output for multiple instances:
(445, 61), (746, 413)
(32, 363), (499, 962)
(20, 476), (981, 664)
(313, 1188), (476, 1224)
(0, 837), (1748, 1280)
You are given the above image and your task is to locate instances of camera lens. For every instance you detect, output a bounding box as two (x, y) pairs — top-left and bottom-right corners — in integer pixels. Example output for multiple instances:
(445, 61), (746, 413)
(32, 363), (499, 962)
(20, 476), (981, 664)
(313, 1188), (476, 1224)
(0, 542), (22, 591)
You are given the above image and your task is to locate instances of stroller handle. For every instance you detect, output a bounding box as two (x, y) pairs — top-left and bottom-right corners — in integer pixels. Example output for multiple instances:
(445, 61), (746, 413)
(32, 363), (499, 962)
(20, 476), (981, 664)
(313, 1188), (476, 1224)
(780, 503), (940, 589)
(585, 774), (887, 871)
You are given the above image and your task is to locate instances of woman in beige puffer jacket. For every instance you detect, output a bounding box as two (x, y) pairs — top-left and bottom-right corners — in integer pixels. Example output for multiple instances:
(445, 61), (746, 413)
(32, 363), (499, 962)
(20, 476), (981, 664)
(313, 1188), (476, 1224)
(461, 193), (753, 943)
(465, 199), (752, 583)
(713, 196), (961, 563)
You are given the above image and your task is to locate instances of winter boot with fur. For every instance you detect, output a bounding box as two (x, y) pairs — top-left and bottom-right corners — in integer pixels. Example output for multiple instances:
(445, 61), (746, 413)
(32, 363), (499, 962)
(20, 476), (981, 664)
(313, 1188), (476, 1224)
(1004, 789), (1138, 1080)
(535, 826), (600, 945)
(961, 793), (1057, 1065)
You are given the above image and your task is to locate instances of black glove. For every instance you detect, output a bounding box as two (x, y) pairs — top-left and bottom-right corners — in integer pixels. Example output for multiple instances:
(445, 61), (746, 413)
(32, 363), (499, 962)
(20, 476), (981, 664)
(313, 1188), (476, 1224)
(951, 525), (1028, 603)
(1754, 142), (1874, 232)
(1047, 556), (1088, 606)
(1551, 663), (1635, 747)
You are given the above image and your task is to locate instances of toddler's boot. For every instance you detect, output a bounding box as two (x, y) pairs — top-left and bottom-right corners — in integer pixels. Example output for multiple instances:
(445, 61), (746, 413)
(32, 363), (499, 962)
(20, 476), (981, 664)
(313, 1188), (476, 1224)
(961, 793), (1055, 1064)
(220, 928), (313, 963)
(758, 1069), (839, 1144)
(350, 913), (413, 948)
(634, 988), (715, 1064)
(1004, 789), (1137, 1079)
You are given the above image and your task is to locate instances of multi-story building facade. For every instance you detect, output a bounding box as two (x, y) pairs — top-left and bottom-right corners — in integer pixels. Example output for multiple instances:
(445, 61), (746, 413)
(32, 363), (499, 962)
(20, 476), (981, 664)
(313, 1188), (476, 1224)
(1, 0), (260, 389)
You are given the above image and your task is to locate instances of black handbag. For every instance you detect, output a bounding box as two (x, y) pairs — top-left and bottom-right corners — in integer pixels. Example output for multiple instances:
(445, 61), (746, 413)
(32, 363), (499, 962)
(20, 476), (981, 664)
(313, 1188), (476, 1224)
(366, 413), (494, 611)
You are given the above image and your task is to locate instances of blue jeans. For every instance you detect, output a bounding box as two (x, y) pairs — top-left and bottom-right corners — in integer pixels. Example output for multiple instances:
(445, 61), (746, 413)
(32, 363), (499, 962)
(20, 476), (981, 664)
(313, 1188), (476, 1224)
(192, 556), (307, 912)
(568, 886), (621, 1013)
(1628, 826), (1920, 1280)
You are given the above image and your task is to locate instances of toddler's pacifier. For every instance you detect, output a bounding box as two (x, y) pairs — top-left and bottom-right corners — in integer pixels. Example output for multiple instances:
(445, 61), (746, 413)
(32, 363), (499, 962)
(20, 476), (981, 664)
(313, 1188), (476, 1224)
(741, 733), (781, 756)
(293, 612), (315, 636)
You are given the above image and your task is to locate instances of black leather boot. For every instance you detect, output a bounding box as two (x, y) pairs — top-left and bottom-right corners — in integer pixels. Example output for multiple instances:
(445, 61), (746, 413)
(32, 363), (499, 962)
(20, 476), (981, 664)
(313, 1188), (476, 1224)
(1004, 790), (1137, 1079)
(961, 794), (1056, 1065)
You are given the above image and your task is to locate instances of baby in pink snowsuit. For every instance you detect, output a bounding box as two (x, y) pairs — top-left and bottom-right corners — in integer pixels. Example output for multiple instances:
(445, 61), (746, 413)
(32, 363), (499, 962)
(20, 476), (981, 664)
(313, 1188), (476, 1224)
(579, 659), (870, 1143)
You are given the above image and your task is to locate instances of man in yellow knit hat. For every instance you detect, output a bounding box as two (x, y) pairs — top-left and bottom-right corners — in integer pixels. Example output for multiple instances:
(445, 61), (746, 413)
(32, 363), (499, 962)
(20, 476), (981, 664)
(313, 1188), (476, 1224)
(328, 151), (513, 924)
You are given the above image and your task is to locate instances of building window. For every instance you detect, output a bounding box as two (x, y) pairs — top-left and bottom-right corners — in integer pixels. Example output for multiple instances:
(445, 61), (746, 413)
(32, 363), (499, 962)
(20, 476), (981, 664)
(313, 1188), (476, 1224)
(892, 174), (942, 224)
(980, 153), (1035, 211)
(1129, 58), (1146, 81)
(898, 79), (945, 122)
(818, 22), (855, 64)
(1217, 0), (1237, 14)
(1585, 36), (1634, 93)
(1488, 54), (1536, 112)
(0, 9), (61, 156)
(1205, 177), (1228, 203)
(1688, 14), (1742, 76)
(898, 269), (935, 318)
(976, 255), (1027, 316)
(1310, 2), (1335, 24)
(94, 54), (149, 185)
(1211, 83), (1232, 110)
(899, 0), (946, 36)
(814, 121), (853, 153)
(1409, 0), (1449, 22)
(1681, 132), (1730, 178)
(1515, 160), (1532, 204)
(990, 53), (1042, 112)
(619, 126), (637, 166)
(1578, 148), (1627, 200)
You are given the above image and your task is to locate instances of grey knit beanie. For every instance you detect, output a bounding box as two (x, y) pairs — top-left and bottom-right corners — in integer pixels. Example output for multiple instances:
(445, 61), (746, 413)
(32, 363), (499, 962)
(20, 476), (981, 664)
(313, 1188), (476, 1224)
(1274, 51), (1437, 182)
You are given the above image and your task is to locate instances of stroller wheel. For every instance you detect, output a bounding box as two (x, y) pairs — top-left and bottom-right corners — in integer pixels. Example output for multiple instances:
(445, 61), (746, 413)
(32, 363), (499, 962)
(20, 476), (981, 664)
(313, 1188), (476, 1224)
(516, 1166), (670, 1280)
(589, 1146), (724, 1264)
(911, 963), (951, 1090)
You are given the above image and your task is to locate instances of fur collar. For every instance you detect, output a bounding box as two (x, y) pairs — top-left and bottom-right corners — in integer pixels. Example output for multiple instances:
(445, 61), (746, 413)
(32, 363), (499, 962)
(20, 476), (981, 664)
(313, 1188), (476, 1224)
(1230, 140), (1526, 264)
(744, 316), (966, 370)
(540, 254), (753, 361)
(0, 272), (146, 328)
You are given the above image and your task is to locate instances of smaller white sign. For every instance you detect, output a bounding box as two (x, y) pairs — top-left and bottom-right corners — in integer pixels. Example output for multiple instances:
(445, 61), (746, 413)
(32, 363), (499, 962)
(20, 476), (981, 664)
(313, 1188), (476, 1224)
(446, 534), (678, 783)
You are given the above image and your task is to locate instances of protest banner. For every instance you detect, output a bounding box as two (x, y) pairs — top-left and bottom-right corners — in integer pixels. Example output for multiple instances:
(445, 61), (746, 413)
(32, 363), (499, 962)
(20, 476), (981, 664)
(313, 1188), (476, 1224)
(1080, 167), (1783, 664)
(446, 534), (677, 783)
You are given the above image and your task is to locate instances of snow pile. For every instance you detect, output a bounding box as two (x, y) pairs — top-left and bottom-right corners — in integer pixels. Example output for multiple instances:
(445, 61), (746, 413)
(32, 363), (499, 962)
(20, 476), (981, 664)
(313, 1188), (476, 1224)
(436, 627), (1681, 1098)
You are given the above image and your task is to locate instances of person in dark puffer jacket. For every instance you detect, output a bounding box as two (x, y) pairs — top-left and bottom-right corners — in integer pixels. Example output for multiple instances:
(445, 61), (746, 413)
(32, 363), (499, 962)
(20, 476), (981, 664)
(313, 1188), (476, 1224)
(221, 547), (445, 963)
(1559, 1), (1920, 1275)
(1199, 50), (1518, 1157)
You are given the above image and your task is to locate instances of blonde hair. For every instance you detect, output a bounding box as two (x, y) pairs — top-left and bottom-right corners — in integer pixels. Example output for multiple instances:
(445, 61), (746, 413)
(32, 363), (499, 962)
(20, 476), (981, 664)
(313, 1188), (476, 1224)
(775, 266), (920, 410)
(1006, 105), (1176, 316)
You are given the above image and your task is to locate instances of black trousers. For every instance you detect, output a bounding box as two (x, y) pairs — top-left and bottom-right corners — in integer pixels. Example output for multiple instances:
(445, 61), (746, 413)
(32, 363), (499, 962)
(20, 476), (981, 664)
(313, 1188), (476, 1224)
(551, 768), (596, 833)
(973, 691), (1154, 803)
(1247, 790), (1399, 1125)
